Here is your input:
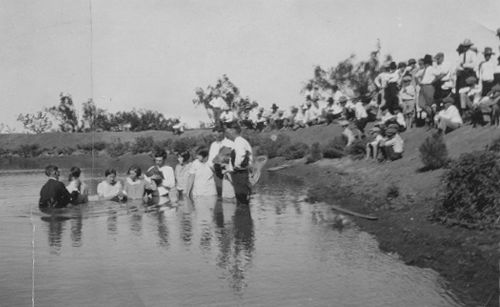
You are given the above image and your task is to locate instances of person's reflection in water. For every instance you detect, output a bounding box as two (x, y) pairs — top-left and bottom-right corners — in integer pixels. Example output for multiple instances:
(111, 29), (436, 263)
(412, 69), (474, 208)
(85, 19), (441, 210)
(40, 208), (69, 255)
(193, 196), (217, 254)
(70, 208), (83, 247)
(226, 201), (255, 293)
(107, 209), (118, 236)
(155, 211), (169, 248)
(179, 198), (194, 246)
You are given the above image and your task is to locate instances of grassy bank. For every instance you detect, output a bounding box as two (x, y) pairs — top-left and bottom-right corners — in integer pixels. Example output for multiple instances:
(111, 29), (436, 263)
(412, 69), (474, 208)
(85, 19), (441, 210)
(1, 124), (498, 306)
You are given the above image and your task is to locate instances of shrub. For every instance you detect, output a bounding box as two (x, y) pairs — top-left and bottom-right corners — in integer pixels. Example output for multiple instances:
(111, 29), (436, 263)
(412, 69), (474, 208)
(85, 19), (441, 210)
(321, 136), (346, 159)
(346, 139), (367, 160)
(16, 144), (42, 158)
(433, 151), (500, 228)
(77, 141), (106, 152)
(306, 142), (322, 163)
(132, 136), (154, 154)
(386, 183), (400, 199)
(419, 132), (449, 170)
(153, 139), (173, 153)
(106, 141), (130, 157)
(488, 135), (500, 152)
(56, 146), (76, 156)
(172, 137), (199, 154)
(256, 134), (291, 158)
(279, 142), (309, 160)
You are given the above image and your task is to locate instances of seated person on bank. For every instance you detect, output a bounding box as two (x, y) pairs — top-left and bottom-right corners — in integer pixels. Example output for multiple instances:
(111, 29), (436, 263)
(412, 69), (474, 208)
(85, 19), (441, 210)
(475, 84), (500, 125)
(323, 97), (343, 125)
(434, 96), (463, 134)
(339, 120), (355, 147)
(378, 125), (404, 161)
(365, 127), (386, 160)
(39, 165), (72, 209)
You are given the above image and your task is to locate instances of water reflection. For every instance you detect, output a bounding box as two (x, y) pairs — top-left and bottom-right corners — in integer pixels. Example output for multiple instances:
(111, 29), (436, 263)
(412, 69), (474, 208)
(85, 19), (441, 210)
(107, 209), (118, 236)
(70, 213), (83, 247)
(155, 211), (169, 248)
(40, 215), (67, 255)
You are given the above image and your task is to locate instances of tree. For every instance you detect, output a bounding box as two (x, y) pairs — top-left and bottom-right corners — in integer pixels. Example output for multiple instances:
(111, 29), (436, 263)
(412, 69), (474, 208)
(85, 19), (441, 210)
(46, 93), (79, 132)
(303, 40), (384, 99)
(81, 99), (112, 131)
(193, 75), (259, 124)
(17, 111), (52, 134)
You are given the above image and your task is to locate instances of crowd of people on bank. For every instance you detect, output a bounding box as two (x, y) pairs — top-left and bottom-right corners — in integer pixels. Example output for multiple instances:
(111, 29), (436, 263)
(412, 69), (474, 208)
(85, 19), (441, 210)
(39, 125), (255, 210)
(207, 34), (500, 162)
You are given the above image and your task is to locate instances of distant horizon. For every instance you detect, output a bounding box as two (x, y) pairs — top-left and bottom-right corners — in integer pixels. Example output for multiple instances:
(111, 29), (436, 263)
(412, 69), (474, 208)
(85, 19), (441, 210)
(1, 0), (499, 132)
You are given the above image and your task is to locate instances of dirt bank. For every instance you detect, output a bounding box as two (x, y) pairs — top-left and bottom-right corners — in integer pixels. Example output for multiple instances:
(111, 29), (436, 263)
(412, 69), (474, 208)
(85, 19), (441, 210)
(267, 144), (499, 306)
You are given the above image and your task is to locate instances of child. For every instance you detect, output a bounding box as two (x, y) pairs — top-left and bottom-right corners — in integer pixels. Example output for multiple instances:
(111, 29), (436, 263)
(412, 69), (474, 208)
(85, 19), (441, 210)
(379, 126), (404, 161)
(123, 165), (145, 200)
(97, 169), (127, 202)
(66, 166), (89, 204)
(39, 165), (72, 209)
(174, 151), (191, 200)
(399, 74), (416, 128)
(365, 127), (386, 160)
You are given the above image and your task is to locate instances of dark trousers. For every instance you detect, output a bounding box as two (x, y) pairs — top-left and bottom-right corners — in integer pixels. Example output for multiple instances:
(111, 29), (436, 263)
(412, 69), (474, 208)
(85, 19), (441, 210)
(231, 170), (251, 204)
(482, 81), (494, 97)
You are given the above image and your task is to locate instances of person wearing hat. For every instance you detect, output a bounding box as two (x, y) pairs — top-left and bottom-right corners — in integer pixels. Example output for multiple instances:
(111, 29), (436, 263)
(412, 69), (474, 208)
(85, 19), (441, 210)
(473, 84), (500, 126)
(254, 110), (267, 132)
(379, 126), (404, 162)
(405, 58), (418, 82)
(399, 73), (416, 128)
(267, 103), (280, 129)
(208, 89), (227, 129)
(293, 104), (307, 130)
(434, 96), (463, 134)
(456, 39), (478, 99)
(274, 109), (286, 130)
(459, 76), (482, 111)
(478, 47), (496, 96)
(418, 54), (438, 123)
(283, 106), (298, 129)
(374, 64), (391, 106)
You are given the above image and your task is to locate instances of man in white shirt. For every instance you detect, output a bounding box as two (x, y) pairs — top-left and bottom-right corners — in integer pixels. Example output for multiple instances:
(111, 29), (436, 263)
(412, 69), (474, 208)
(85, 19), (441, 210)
(353, 99), (369, 132)
(434, 97), (462, 134)
(145, 150), (176, 200)
(208, 127), (234, 197)
(225, 124), (253, 204)
(419, 54), (438, 122)
(478, 47), (496, 97)
(455, 39), (478, 100)
(379, 126), (404, 161)
(219, 106), (237, 128)
(434, 52), (453, 101)
(209, 90), (227, 128)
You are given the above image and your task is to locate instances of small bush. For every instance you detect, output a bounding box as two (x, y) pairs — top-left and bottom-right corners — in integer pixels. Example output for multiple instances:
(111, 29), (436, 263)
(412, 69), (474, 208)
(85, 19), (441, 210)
(488, 136), (500, 152)
(279, 142), (309, 160)
(322, 136), (346, 159)
(306, 142), (322, 163)
(256, 134), (291, 158)
(56, 147), (75, 156)
(16, 144), (42, 158)
(433, 151), (500, 228)
(154, 139), (173, 153)
(132, 136), (154, 154)
(386, 183), (400, 199)
(172, 137), (199, 154)
(346, 139), (367, 160)
(419, 132), (449, 170)
(77, 141), (106, 152)
(106, 141), (130, 157)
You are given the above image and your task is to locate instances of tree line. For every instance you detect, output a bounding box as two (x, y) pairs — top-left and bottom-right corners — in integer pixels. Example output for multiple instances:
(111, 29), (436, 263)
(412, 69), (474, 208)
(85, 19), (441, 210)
(17, 93), (180, 134)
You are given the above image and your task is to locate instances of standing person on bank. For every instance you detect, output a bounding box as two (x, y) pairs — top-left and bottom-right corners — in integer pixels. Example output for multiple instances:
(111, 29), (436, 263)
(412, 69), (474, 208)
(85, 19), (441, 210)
(225, 124), (253, 204)
(419, 54), (438, 124)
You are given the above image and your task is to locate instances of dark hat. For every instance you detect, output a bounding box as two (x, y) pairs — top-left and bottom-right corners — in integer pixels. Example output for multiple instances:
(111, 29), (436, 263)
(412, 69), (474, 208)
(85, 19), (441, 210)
(385, 127), (397, 136)
(434, 52), (444, 59)
(483, 47), (494, 55)
(397, 62), (407, 69)
(407, 58), (416, 65)
(338, 96), (348, 103)
(423, 54), (433, 65)
(402, 74), (412, 82)
(442, 96), (455, 105)
(389, 61), (397, 70)
(465, 76), (477, 85)
(271, 103), (278, 110)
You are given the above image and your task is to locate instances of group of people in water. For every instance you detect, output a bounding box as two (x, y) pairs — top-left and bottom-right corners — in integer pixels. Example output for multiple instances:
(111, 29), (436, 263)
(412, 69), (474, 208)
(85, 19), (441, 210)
(39, 124), (254, 211)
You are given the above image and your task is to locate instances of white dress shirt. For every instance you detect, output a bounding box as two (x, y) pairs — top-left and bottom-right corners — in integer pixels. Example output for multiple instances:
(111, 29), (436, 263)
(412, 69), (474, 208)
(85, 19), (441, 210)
(233, 136), (253, 169)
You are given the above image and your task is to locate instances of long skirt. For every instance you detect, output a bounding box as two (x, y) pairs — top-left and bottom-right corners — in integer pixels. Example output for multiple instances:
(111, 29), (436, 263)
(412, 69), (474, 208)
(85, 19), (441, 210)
(384, 82), (400, 113)
(231, 170), (251, 205)
(419, 84), (435, 115)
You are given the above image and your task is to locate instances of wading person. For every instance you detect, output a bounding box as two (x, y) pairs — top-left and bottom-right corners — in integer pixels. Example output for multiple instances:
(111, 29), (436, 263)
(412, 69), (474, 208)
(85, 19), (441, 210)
(145, 149), (176, 201)
(97, 169), (127, 202)
(66, 166), (89, 204)
(186, 148), (217, 198)
(208, 127), (234, 197)
(39, 165), (72, 209)
(225, 124), (253, 204)
(174, 151), (192, 200)
(123, 165), (146, 200)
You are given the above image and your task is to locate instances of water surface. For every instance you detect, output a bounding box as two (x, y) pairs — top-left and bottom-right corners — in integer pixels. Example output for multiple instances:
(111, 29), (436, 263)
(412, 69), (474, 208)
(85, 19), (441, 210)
(0, 170), (462, 306)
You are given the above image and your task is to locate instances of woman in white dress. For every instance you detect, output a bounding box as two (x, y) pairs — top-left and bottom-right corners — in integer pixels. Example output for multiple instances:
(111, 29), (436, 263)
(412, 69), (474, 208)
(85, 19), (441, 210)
(186, 148), (217, 198)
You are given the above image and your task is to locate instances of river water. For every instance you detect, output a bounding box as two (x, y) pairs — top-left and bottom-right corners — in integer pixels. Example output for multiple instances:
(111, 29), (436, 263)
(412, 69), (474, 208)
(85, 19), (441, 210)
(0, 170), (462, 307)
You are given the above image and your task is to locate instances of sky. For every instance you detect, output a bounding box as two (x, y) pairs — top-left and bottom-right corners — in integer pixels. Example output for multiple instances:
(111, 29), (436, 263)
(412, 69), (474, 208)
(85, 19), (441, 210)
(1, 0), (500, 131)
